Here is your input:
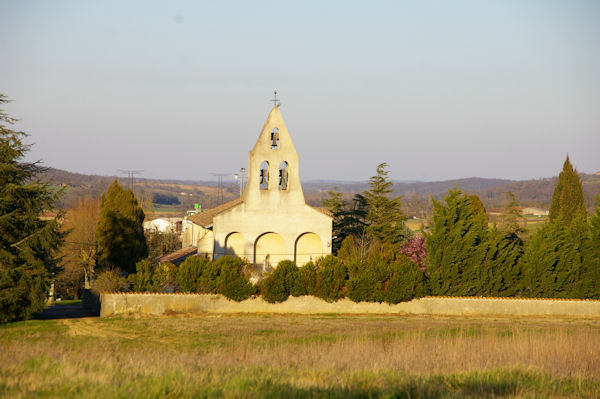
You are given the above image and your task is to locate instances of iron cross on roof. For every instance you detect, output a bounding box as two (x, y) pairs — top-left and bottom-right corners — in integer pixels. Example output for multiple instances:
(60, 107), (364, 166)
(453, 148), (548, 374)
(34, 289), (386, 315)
(271, 90), (281, 107)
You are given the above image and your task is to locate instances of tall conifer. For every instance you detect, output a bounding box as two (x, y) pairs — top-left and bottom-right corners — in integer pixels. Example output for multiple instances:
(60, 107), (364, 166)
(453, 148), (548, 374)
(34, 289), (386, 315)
(549, 155), (586, 224)
(363, 163), (409, 244)
(0, 95), (65, 322)
(520, 157), (592, 299)
(581, 195), (600, 298)
(96, 180), (147, 274)
(425, 190), (488, 295)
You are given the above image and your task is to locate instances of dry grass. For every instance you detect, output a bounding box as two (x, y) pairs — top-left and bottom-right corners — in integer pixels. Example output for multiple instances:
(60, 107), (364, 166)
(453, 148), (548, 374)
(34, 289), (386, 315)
(1, 314), (599, 398)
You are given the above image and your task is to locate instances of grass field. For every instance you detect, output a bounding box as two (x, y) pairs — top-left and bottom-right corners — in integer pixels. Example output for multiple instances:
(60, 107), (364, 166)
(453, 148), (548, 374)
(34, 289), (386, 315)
(1, 313), (599, 398)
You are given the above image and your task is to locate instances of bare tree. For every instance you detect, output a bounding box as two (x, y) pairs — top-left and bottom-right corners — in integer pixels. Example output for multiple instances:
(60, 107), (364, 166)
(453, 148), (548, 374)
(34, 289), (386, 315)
(60, 197), (101, 291)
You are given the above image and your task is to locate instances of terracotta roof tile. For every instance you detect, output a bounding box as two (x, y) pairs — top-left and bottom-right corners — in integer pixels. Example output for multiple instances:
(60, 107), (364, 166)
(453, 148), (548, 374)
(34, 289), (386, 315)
(157, 246), (199, 265)
(187, 198), (243, 227)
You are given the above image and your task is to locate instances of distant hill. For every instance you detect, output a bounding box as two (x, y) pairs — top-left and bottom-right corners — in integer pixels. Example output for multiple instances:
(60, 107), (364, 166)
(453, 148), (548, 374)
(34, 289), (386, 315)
(39, 168), (238, 214)
(39, 167), (600, 218)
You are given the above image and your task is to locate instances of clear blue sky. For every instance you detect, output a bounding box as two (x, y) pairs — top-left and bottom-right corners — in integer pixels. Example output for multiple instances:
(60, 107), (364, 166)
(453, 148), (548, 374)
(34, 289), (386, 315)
(1, 0), (599, 182)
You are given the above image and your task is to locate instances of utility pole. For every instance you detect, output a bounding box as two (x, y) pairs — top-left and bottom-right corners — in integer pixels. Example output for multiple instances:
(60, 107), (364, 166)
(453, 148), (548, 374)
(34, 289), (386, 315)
(211, 173), (230, 205)
(118, 169), (143, 192)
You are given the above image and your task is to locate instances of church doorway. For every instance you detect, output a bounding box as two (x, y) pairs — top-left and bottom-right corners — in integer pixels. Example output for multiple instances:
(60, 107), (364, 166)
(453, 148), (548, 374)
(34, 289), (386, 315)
(254, 232), (285, 271)
(295, 233), (322, 266)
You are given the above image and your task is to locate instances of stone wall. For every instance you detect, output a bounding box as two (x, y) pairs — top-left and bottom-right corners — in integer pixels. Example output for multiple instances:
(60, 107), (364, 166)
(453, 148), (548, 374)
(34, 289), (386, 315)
(100, 293), (600, 318)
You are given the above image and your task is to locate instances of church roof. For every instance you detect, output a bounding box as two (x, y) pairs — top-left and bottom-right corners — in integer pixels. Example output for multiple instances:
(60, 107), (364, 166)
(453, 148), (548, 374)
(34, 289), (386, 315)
(157, 245), (199, 265)
(187, 197), (243, 227)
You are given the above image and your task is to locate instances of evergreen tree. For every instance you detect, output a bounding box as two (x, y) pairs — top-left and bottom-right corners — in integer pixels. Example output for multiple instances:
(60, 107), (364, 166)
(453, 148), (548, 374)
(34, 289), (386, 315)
(580, 195), (600, 298)
(590, 194), (600, 245)
(425, 189), (488, 296)
(474, 192), (525, 297)
(469, 194), (488, 224)
(519, 219), (587, 298)
(0, 95), (65, 322)
(497, 192), (526, 237)
(363, 163), (409, 244)
(549, 155), (586, 224)
(96, 180), (147, 274)
(520, 157), (593, 299)
(321, 188), (346, 254)
(477, 227), (523, 297)
(323, 190), (370, 259)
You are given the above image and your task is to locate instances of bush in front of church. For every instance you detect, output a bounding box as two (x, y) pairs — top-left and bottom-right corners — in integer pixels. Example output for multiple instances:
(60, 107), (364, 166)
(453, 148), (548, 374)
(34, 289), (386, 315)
(215, 256), (256, 301)
(261, 260), (299, 303)
(383, 255), (430, 304)
(177, 256), (215, 293)
(291, 261), (318, 296)
(152, 262), (179, 292)
(128, 260), (154, 292)
(347, 260), (388, 303)
(314, 255), (348, 302)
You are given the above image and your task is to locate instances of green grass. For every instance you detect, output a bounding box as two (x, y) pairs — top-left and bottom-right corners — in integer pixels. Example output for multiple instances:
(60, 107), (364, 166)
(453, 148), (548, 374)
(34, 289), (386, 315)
(1, 314), (599, 398)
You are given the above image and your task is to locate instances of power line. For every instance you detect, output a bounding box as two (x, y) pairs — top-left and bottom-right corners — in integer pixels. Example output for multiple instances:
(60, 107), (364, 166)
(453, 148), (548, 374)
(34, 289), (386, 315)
(118, 169), (144, 191)
(211, 173), (230, 205)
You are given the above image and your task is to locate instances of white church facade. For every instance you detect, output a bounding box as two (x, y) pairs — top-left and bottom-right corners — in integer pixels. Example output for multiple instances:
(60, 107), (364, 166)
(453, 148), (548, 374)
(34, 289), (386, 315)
(184, 105), (332, 267)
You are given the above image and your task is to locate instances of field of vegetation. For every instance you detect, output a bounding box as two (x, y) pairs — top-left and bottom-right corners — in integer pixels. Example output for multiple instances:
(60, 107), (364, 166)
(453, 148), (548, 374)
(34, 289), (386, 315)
(1, 313), (599, 398)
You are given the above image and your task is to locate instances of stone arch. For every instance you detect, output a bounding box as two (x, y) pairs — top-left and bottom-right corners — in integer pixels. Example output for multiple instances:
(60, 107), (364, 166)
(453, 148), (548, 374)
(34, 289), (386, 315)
(278, 161), (288, 190)
(254, 232), (285, 269)
(224, 232), (245, 258)
(259, 161), (269, 190)
(295, 233), (322, 266)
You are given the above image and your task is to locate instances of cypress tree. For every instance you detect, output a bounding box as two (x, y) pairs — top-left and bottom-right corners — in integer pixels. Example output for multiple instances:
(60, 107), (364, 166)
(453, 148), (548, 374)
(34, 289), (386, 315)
(549, 155), (586, 224)
(425, 190), (488, 296)
(96, 180), (147, 274)
(364, 163), (409, 244)
(0, 95), (65, 322)
(590, 194), (600, 245)
(477, 227), (523, 297)
(519, 219), (587, 298)
(520, 157), (592, 299)
(580, 195), (600, 298)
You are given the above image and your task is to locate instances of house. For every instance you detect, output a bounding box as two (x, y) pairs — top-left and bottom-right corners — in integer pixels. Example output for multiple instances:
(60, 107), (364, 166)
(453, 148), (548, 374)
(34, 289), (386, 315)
(184, 104), (332, 268)
(143, 217), (182, 233)
(521, 207), (549, 216)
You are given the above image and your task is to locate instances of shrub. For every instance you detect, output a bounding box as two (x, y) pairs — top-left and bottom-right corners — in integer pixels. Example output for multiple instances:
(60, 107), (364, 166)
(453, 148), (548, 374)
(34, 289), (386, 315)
(261, 260), (299, 303)
(384, 255), (429, 304)
(177, 256), (212, 293)
(197, 258), (221, 294)
(215, 256), (256, 301)
(128, 260), (154, 292)
(93, 269), (128, 293)
(152, 263), (178, 292)
(291, 261), (317, 296)
(314, 255), (348, 302)
(347, 261), (388, 303)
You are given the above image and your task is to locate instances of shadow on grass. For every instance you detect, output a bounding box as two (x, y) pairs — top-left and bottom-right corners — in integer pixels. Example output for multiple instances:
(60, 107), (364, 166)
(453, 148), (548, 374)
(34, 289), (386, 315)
(35, 304), (98, 320)
(253, 379), (521, 399)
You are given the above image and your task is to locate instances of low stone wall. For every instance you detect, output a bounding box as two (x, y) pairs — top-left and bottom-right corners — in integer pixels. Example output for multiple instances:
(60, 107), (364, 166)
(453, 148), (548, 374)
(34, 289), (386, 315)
(99, 293), (600, 318)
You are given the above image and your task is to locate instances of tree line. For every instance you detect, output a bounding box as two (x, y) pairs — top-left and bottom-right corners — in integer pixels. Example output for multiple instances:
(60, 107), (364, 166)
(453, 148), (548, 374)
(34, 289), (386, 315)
(1, 94), (599, 323)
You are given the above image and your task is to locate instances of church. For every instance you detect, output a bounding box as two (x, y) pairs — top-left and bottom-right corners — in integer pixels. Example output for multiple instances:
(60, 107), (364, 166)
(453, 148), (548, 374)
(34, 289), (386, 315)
(184, 103), (333, 268)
